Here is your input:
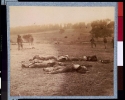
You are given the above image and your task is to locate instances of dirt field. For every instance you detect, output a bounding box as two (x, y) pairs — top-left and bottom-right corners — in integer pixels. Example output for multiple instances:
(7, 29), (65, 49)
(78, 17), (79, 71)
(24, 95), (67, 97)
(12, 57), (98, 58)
(10, 40), (114, 96)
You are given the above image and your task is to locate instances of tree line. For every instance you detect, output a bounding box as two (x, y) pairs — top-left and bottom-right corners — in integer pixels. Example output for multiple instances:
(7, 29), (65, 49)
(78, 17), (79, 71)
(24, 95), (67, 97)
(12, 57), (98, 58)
(10, 22), (91, 34)
(90, 19), (114, 38)
(10, 19), (114, 38)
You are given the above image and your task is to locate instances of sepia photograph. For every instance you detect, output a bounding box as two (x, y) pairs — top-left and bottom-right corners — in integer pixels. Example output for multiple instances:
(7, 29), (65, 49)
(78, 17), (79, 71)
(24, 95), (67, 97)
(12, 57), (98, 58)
(9, 6), (115, 97)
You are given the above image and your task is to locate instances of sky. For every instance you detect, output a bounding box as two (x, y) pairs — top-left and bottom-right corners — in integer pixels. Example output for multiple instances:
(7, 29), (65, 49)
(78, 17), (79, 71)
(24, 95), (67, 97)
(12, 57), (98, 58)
(10, 6), (115, 27)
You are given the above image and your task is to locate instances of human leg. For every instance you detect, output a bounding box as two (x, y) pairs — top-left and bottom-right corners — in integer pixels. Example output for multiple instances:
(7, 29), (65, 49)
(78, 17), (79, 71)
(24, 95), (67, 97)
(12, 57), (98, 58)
(21, 62), (34, 68)
(43, 67), (54, 72)
(21, 43), (23, 49)
(46, 66), (70, 74)
(91, 43), (93, 48)
(104, 43), (107, 49)
(94, 43), (96, 47)
(18, 43), (20, 50)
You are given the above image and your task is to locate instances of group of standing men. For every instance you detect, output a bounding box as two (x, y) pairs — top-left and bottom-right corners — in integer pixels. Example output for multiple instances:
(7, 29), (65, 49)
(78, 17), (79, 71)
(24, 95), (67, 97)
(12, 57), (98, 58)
(17, 34), (114, 50)
(90, 37), (114, 49)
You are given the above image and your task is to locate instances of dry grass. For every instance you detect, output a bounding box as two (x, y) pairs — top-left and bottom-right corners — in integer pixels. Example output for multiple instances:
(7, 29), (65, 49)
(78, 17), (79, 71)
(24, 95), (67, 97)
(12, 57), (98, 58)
(10, 41), (114, 96)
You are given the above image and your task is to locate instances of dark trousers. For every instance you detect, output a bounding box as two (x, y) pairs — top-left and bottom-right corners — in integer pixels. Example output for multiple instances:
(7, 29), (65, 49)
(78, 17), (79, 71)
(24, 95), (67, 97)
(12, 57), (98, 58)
(104, 43), (107, 49)
(18, 42), (23, 50)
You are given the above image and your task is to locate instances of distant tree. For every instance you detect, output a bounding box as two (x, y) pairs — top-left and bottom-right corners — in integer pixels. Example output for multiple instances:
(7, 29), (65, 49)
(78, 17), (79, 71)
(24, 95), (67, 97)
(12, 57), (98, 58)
(72, 22), (88, 33)
(66, 23), (72, 29)
(90, 19), (114, 39)
(59, 24), (63, 29)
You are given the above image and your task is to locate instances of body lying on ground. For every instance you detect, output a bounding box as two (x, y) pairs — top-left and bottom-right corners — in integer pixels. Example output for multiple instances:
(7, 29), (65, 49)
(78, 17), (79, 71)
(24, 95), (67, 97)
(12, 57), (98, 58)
(32, 55), (98, 62)
(57, 55), (98, 62)
(21, 59), (57, 68)
(83, 55), (98, 61)
(21, 57), (92, 70)
(43, 64), (92, 74)
(33, 55), (57, 61)
(99, 59), (113, 64)
(21, 54), (112, 69)
(21, 58), (68, 68)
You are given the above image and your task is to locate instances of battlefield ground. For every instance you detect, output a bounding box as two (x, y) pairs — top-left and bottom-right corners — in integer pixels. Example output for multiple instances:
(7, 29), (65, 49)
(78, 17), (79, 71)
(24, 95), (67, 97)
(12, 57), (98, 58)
(10, 29), (114, 96)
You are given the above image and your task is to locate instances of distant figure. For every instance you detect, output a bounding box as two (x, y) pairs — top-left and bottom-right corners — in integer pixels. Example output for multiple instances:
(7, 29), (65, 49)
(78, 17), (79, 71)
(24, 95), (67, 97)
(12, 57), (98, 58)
(29, 36), (34, 45)
(111, 37), (114, 48)
(103, 37), (107, 49)
(17, 35), (23, 50)
(90, 37), (96, 48)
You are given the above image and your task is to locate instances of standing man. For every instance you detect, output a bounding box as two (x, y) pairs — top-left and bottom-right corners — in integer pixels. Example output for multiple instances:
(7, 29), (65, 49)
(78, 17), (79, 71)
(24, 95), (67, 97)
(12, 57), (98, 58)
(17, 35), (23, 50)
(30, 36), (34, 45)
(90, 37), (96, 48)
(103, 37), (107, 49)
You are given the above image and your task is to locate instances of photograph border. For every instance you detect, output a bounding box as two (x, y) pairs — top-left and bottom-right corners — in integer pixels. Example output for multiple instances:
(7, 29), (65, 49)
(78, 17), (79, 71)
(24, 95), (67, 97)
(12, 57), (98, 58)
(7, 2), (118, 99)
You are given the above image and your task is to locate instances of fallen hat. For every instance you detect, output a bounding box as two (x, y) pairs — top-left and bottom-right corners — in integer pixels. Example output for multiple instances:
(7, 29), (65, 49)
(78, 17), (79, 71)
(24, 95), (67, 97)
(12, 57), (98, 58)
(64, 55), (69, 57)
(73, 64), (81, 69)
(64, 55), (69, 60)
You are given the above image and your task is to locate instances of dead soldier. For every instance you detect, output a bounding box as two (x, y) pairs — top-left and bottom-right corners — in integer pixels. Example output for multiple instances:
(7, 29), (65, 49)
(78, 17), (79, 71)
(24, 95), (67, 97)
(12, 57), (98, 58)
(43, 64), (92, 74)
(21, 59), (57, 68)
